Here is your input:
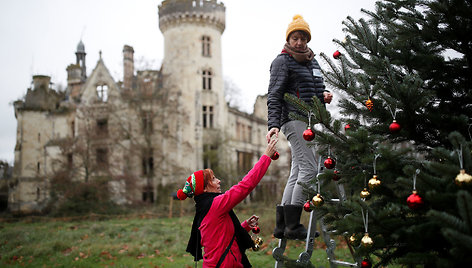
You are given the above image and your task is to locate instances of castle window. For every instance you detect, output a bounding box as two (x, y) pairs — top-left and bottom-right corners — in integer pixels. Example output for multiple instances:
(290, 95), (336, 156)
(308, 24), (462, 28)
(237, 151), (253, 174)
(202, 70), (212, 90)
(202, 35), (211, 57)
(67, 153), (73, 170)
(96, 84), (108, 102)
(142, 185), (154, 203)
(142, 112), (153, 136)
(96, 148), (108, 167)
(142, 149), (154, 176)
(203, 144), (218, 169)
(96, 119), (108, 137)
(202, 105), (214, 128)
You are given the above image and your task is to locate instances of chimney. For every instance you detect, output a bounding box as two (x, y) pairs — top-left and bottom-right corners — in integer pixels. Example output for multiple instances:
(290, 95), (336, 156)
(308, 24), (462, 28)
(123, 45), (134, 89)
(32, 75), (51, 91)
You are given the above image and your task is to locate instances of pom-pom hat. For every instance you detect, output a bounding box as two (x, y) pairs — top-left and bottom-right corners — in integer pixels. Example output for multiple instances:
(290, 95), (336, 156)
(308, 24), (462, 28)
(177, 170), (205, 200)
(286, 14), (311, 42)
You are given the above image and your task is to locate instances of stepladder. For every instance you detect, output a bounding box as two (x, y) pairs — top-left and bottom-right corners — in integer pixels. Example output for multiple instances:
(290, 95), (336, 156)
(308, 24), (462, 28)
(272, 168), (360, 267)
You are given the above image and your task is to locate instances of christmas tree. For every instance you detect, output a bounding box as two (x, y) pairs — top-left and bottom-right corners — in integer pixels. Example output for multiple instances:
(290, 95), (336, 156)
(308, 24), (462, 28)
(288, 0), (472, 266)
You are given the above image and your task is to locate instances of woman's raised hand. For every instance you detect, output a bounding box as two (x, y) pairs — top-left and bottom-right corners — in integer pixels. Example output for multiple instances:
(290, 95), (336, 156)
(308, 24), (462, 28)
(264, 137), (278, 158)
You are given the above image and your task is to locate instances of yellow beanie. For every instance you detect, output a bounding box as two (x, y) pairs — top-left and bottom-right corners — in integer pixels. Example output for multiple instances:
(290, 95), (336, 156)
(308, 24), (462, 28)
(286, 14), (311, 42)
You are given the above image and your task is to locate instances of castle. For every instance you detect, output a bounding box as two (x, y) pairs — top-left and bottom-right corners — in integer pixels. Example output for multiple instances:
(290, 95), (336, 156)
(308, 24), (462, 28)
(9, 0), (289, 214)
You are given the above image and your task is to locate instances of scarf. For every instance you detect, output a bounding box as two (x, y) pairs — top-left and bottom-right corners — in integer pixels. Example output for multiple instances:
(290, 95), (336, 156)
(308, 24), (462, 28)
(186, 192), (254, 267)
(283, 42), (315, 64)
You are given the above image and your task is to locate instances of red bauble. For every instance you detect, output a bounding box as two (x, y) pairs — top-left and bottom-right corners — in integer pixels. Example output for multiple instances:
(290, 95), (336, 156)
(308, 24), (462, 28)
(333, 50), (342, 59)
(303, 200), (313, 212)
(389, 120), (401, 133)
(252, 226), (260, 234)
(361, 259), (372, 268)
(407, 190), (424, 210)
(324, 157), (336, 169)
(271, 151), (279, 160)
(303, 127), (315, 141)
(344, 124), (351, 132)
(332, 170), (341, 181)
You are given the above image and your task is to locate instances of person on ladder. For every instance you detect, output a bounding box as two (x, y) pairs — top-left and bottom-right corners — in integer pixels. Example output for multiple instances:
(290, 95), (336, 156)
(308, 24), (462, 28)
(266, 14), (333, 240)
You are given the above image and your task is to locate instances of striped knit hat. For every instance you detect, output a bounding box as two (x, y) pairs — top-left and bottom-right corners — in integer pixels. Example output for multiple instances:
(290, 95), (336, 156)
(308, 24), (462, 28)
(177, 170), (205, 200)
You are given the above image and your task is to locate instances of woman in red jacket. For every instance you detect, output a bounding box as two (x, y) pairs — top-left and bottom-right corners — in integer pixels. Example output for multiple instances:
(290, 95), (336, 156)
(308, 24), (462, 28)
(177, 138), (277, 267)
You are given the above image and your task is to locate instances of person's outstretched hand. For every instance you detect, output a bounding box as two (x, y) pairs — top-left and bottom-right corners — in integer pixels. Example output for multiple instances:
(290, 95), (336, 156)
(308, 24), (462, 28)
(246, 215), (259, 229)
(264, 137), (278, 158)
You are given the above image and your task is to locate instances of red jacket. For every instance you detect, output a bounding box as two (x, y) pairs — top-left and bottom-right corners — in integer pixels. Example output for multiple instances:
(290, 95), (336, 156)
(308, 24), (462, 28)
(199, 155), (272, 267)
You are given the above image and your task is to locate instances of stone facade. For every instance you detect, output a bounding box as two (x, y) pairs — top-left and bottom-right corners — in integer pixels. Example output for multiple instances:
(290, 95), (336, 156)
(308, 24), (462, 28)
(9, 0), (289, 214)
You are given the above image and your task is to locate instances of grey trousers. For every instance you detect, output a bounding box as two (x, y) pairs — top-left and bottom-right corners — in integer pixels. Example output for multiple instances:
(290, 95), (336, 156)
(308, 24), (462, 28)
(280, 120), (319, 206)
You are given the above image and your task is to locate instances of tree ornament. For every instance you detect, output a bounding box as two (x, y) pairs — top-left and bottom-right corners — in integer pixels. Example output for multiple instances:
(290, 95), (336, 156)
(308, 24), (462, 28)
(361, 258), (372, 268)
(303, 200), (313, 212)
(368, 155), (381, 190)
(389, 120), (401, 133)
(368, 175), (381, 190)
(271, 151), (279, 160)
(407, 169), (424, 210)
(455, 169), (472, 186)
(349, 234), (357, 245)
(360, 188), (371, 200)
(407, 190), (424, 210)
(303, 127), (315, 141)
(361, 233), (373, 247)
(312, 193), (324, 207)
(303, 111), (315, 141)
(252, 236), (263, 251)
(365, 98), (374, 112)
(344, 123), (351, 132)
(324, 156), (336, 169)
(252, 226), (260, 234)
(332, 170), (341, 181)
(333, 50), (341, 59)
(255, 237), (263, 245)
(455, 147), (471, 186)
(360, 208), (372, 247)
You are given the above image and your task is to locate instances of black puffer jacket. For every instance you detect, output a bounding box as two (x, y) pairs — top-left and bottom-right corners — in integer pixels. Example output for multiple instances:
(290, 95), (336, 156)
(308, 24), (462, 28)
(267, 53), (326, 130)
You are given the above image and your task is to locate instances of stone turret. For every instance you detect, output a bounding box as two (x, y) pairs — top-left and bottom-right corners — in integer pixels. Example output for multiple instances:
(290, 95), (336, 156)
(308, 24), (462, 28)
(158, 0), (225, 33)
(76, 40), (86, 81)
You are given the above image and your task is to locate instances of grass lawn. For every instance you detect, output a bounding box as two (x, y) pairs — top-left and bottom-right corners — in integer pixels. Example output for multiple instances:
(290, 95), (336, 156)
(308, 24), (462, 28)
(0, 206), (365, 267)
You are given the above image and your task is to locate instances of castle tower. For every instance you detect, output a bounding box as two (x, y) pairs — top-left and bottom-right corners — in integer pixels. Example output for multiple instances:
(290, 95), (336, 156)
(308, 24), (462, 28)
(67, 40), (87, 99)
(158, 0), (226, 170)
(75, 40), (87, 81)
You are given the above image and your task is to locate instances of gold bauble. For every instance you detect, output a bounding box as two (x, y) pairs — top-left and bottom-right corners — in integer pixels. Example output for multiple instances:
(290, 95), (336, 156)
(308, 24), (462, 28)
(368, 175), (381, 190)
(312, 193), (325, 207)
(455, 169), (472, 186)
(361, 233), (373, 247)
(349, 234), (356, 245)
(360, 188), (371, 200)
(254, 237), (263, 246)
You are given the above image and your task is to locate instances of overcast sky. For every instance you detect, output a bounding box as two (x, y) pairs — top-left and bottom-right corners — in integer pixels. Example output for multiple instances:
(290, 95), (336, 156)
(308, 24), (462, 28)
(0, 0), (377, 164)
